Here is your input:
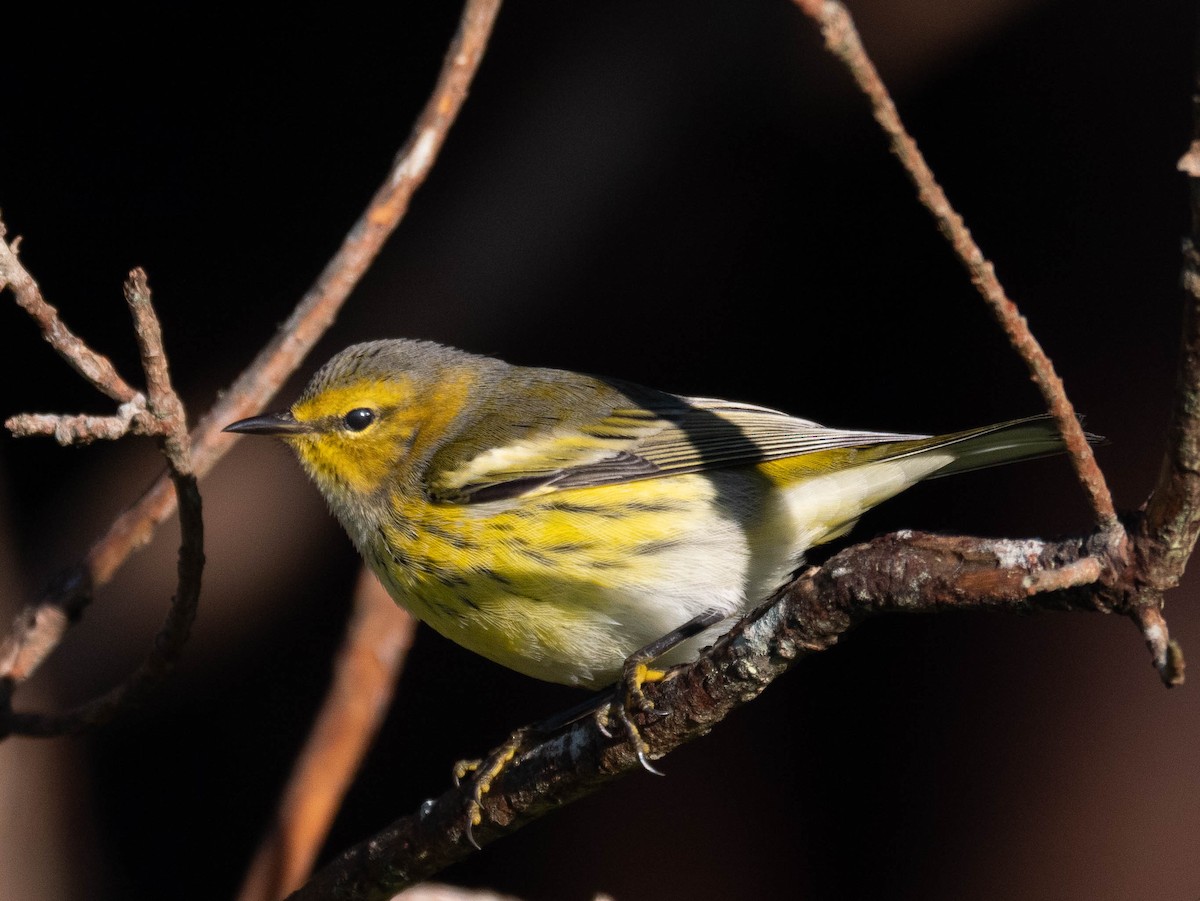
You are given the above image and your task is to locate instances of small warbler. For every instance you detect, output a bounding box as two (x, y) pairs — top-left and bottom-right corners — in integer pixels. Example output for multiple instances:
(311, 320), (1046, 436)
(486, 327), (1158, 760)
(226, 339), (1077, 691)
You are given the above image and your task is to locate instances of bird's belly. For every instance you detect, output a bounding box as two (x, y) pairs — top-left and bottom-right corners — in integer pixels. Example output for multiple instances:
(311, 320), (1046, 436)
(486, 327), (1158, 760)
(364, 458), (932, 689)
(370, 472), (778, 688)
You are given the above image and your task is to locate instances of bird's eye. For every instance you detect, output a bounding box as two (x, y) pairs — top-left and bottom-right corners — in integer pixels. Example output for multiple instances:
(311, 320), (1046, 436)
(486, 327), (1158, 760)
(343, 408), (376, 432)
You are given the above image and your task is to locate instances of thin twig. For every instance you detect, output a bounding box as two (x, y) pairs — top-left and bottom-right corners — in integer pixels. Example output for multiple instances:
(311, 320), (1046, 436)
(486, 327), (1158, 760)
(0, 222), (138, 404)
(5, 404), (154, 445)
(2, 272), (204, 736)
(237, 569), (417, 901)
(0, 0), (502, 702)
(1135, 604), (1184, 686)
(126, 268), (192, 474)
(287, 530), (1111, 900)
(790, 0), (1121, 540)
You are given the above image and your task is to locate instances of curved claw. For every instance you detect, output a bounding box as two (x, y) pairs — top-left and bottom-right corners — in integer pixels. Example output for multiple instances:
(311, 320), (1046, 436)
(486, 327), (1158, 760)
(636, 748), (666, 776)
(455, 730), (527, 851)
(595, 703), (614, 739)
(464, 819), (482, 851)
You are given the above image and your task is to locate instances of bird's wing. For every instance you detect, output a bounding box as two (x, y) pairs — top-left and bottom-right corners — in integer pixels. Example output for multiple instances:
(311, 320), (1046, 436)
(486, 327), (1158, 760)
(428, 391), (928, 504)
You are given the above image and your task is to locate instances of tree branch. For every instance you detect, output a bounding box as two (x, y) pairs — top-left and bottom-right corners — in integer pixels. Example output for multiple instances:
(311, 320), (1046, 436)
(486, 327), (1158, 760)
(1, 270), (205, 736)
(287, 531), (1114, 900)
(0, 224), (138, 404)
(1141, 95), (1200, 590)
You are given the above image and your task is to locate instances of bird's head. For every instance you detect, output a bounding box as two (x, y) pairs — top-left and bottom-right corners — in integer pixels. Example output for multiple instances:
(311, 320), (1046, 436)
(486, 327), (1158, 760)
(224, 340), (484, 510)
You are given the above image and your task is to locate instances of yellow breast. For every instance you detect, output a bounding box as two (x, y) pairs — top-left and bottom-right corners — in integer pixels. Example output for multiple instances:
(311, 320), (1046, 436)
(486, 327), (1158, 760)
(367, 471), (755, 687)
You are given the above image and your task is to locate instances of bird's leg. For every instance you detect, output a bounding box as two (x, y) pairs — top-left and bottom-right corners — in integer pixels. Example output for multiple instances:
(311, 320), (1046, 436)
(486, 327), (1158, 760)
(452, 692), (625, 849)
(454, 610), (724, 846)
(454, 730), (527, 850)
(602, 608), (727, 775)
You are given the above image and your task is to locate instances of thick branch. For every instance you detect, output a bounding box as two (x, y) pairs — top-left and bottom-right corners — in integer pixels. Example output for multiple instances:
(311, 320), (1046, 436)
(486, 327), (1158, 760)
(1141, 94), (1200, 590)
(288, 531), (1110, 900)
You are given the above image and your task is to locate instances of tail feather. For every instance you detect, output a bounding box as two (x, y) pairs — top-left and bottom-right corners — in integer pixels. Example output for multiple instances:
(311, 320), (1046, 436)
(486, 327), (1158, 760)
(879, 415), (1100, 479)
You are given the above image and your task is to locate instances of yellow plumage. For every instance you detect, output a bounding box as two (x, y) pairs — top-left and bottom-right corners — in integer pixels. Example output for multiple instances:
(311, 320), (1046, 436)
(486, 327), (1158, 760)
(226, 339), (1079, 688)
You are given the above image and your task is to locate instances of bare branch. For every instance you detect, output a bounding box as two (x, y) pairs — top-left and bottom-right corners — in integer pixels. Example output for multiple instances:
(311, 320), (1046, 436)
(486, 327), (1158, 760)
(0, 221), (138, 404)
(790, 0), (1120, 540)
(287, 531), (1112, 900)
(1141, 148), (1200, 588)
(0, 0), (502, 698)
(238, 569), (417, 901)
(5, 403), (154, 445)
(125, 268), (192, 475)
(1118, 66), (1200, 687)
(2, 272), (204, 736)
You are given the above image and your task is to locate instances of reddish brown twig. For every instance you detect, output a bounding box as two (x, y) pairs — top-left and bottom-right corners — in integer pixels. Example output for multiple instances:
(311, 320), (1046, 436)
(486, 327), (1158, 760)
(237, 569), (417, 901)
(0, 223), (138, 405)
(783, 0), (1183, 680)
(0, 0), (502, 708)
(790, 0), (1119, 540)
(2, 270), (205, 735)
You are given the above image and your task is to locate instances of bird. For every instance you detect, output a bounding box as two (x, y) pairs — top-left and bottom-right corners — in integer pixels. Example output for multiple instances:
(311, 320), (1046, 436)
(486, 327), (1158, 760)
(225, 338), (1078, 693)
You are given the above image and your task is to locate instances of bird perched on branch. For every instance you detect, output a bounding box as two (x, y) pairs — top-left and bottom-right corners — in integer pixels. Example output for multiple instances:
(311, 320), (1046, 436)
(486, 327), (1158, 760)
(226, 338), (1080, 805)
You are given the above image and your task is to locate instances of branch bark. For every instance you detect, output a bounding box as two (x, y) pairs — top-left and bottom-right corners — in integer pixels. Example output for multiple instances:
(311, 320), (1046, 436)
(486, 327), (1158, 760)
(287, 531), (1117, 900)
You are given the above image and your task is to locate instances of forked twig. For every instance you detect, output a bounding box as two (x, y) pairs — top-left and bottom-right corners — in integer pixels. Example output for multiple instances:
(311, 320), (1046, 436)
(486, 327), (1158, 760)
(1, 270), (204, 735)
(784, 0), (1197, 682)
(0, 229), (138, 404)
(0, 0), (503, 724)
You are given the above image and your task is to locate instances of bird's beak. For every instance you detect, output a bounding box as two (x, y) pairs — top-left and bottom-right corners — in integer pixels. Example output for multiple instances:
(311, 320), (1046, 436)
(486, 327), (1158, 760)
(223, 411), (314, 436)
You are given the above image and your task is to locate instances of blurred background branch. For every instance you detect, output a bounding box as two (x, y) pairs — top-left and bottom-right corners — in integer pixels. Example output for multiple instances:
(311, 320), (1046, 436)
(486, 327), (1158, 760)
(237, 570), (417, 901)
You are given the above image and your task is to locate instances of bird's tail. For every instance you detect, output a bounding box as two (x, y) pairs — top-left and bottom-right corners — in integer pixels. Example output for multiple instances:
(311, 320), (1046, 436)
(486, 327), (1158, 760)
(878, 414), (1100, 478)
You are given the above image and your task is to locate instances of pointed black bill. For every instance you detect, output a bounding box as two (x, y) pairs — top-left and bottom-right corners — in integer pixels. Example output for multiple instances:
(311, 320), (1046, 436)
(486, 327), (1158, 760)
(223, 411), (313, 436)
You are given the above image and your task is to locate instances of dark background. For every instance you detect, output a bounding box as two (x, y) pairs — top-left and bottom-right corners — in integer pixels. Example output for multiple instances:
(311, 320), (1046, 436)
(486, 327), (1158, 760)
(1, 1), (1197, 899)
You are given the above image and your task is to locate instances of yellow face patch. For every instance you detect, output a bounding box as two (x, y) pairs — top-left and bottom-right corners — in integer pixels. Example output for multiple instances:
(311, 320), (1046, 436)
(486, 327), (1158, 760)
(289, 378), (417, 496)
(292, 379), (413, 425)
(287, 371), (476, 497)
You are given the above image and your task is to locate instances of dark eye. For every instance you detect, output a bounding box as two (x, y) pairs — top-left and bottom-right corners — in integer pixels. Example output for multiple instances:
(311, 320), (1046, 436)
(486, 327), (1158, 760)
(343, 408), (376, 432)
